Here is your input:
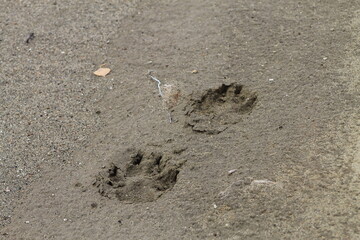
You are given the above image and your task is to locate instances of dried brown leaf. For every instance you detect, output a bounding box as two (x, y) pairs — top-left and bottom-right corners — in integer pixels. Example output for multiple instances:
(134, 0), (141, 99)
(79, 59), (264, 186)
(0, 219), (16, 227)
(93, 68), (111, 77)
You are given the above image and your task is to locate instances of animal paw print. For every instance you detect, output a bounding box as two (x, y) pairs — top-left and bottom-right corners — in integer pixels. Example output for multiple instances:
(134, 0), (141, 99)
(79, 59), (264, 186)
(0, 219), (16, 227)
(94, 149), (182, 203)
(185, 83), (257, 134)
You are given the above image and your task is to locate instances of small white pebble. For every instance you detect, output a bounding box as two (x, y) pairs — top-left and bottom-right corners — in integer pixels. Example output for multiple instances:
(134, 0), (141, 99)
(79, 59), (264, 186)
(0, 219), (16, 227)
(5, 187), (10, 192)
(25, 221), (30, 224)
(213, 203), (217, 209)
(63, 218), (68, 222)
(268, 78), (274, 82)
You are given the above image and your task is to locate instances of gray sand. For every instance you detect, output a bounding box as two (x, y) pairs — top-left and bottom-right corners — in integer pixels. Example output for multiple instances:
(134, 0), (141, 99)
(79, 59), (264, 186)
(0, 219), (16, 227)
(1, 0), (360, 239)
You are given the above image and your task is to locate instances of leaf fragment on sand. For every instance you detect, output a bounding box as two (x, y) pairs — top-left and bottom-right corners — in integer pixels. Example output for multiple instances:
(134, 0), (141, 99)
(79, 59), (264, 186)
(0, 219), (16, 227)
(162, 84), (181, 109)
(93, 68), (111, 77)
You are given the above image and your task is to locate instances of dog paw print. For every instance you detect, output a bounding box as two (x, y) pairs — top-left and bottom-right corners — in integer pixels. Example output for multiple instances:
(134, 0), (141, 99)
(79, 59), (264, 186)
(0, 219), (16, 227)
(94, 149), (183, 203)
(185, 83), (257, 134)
